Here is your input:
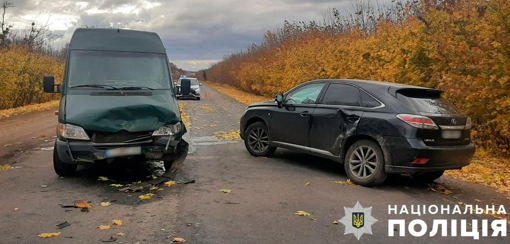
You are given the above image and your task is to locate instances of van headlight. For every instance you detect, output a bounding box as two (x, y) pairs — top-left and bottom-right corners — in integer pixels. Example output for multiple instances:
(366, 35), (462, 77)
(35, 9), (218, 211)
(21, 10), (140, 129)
(58, 123), (90, 140)
(152, 122), (182, 136)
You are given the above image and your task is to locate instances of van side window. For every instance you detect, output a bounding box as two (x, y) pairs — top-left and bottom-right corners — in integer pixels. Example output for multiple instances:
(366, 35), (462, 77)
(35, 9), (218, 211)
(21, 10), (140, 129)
(321, 84), (361, 106)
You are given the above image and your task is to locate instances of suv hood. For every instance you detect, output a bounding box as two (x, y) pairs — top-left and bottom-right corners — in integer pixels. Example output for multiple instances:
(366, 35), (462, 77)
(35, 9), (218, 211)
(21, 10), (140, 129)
(63, 92), (183, 133)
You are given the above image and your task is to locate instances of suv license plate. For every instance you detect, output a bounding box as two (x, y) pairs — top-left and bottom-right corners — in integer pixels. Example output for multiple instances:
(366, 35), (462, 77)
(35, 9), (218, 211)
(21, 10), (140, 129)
(441, 130), (462, 139)
(105, 146), (142, 158)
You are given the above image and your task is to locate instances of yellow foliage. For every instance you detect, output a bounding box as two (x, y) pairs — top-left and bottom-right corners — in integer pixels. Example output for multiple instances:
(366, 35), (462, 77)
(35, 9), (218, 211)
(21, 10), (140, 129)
(0, 45), (63, 110)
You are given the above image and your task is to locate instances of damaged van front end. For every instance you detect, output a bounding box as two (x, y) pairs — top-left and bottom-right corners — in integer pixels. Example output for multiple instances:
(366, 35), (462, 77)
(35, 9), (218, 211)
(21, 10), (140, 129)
(43, 28), (189, 176)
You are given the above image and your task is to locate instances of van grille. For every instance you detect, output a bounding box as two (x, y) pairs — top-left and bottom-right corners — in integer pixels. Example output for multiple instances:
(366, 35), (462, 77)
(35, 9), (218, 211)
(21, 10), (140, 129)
(90, 130), (152, 143)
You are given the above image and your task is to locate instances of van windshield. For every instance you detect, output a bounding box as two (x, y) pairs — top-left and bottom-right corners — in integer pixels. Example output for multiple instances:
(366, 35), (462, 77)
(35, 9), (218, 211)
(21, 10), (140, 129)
(67, 50), (171, 89)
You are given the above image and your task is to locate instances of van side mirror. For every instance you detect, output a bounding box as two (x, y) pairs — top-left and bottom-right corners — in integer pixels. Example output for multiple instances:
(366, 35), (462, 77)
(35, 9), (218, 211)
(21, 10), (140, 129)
(43, 76), (61, 93)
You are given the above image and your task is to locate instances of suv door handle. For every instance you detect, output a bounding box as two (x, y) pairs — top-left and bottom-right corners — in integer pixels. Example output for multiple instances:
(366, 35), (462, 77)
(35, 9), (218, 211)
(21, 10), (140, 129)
(300, 111), (310, 117)
(346, 115), (360, 122)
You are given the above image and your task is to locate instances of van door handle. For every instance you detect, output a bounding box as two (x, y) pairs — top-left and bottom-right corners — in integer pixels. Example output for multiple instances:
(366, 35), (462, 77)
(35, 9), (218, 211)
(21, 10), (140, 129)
(300, 111), (310, 117)
(346, 115), (360, 122)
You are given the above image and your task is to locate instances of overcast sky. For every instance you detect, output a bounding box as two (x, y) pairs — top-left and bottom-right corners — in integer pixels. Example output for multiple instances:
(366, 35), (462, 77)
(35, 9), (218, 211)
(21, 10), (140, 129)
(6, 0), (386, 71)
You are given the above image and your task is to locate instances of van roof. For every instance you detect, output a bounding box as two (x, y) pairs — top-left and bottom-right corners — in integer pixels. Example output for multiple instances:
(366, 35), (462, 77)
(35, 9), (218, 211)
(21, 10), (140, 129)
(69, 28), (166, 54)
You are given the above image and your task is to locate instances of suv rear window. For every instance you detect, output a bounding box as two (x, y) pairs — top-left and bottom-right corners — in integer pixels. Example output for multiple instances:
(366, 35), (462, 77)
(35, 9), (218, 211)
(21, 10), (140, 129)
(396, 89), (463, 115)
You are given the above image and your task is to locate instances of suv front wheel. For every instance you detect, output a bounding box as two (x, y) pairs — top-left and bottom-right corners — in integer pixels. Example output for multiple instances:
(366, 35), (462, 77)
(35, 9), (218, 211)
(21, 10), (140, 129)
(344, 140), (387, 186)
(244, 121), (277, 157)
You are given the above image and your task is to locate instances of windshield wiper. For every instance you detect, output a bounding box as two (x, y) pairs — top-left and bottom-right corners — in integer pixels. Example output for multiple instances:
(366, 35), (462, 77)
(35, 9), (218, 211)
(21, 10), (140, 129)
(70, 84), (120, 90)
(118, 86), (154, 90)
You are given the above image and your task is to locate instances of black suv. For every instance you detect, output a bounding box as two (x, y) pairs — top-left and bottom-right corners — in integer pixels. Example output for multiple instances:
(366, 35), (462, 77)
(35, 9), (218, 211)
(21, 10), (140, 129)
(239, 79), (475, 186)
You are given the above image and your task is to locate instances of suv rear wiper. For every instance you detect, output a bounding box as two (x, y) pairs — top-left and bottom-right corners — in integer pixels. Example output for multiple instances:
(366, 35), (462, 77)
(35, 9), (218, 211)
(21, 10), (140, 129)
(70, 84), (120, 90)
(118, 86), (154, 90)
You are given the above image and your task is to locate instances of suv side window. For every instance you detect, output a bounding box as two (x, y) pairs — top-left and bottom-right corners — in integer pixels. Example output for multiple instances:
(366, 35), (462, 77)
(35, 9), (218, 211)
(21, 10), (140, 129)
(360, 90), (382, 108)
(320, 83), (361, 106)
(285, 83), (325, 105)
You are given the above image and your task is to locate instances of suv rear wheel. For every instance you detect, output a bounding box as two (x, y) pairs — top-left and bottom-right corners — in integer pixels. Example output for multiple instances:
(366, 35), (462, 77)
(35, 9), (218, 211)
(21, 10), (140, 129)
(411, 170), (445, 183)
(244, 121), (276, 157)
(344, 140), (387, 186)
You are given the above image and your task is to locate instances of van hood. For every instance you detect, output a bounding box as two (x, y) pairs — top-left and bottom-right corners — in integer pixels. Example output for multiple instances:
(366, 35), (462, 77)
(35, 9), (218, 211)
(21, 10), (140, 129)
(63, 92), (183, 134)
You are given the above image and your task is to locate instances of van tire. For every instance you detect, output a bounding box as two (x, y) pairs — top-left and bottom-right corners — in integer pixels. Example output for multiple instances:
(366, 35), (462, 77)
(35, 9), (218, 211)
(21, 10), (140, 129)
(164, 160), (174, 171)
(53, 142), (77, 176)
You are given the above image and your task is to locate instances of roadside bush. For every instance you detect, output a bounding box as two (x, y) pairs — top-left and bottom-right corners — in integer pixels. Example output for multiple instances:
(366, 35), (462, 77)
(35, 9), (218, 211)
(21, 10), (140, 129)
(0, 45), (64, 110)
(205, 0), (510, 155)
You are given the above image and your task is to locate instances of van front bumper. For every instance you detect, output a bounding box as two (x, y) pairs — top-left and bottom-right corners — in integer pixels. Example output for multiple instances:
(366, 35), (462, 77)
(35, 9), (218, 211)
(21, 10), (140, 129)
(55, 136), (188, 165)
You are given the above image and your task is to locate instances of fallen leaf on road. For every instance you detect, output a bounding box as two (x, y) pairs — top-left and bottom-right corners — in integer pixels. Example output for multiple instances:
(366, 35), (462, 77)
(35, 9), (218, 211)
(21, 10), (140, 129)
(219, 189), (231, 193)
(38, 232), (60, 238)
(173, 237), (186, 243)
(40, 185), (48, 188)
(98, 225), (110, 230)
(295, 210), (310, 216)
(306, 182), (310, 186)
(100, 202), (111, 207)
(150, 186), (160, 190)
(151, 175), (158, 180)
(133, 181), (142, 184)
(333, 221), (339, 224)
(0, 164), (12, 170)
(98, 176), (108, 181)
(458, 201), (464, 205)
(116, 233), (125, 236)
(475, 199), (481, 202)
(74, 201), (91, 208)
(109, 184), (123, 187)
(112, 220), (123, 226)
(3, 144), (12, 147)
(14, 208), (19, 211)
(334, 180), (353, 185)
(164, 181), (176, 187)
(139, 193), (155, 200)
(428, 183), (453, 195)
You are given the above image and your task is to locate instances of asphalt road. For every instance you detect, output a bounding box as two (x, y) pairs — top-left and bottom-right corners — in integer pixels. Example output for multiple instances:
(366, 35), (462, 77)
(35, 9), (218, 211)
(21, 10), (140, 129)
(0, 85), (508, 244)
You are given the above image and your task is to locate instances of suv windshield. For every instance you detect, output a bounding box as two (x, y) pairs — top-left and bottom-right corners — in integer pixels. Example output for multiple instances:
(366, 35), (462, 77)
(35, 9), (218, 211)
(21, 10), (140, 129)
(67, 50), (171, 89)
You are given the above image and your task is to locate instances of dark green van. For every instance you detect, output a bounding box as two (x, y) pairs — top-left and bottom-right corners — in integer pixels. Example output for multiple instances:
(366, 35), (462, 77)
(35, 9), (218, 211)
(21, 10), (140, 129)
(43, 28), (188, 177)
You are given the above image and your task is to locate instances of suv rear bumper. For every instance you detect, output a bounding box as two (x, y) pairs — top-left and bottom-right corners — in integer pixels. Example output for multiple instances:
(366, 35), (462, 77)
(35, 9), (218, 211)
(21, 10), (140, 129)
(55, 136), (187, 165)
(383, 137), (475, 174)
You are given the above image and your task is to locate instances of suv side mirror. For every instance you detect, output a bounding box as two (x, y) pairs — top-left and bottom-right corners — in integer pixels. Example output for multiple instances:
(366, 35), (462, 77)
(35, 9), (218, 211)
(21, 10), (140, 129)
(275, 93), (284, 108)
(43, 76), (61, 93)
(199, 83), (203, 86)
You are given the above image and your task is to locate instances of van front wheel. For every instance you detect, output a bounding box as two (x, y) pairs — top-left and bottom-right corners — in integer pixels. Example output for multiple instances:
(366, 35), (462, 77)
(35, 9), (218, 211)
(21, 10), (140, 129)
(53, 142), (77, 176)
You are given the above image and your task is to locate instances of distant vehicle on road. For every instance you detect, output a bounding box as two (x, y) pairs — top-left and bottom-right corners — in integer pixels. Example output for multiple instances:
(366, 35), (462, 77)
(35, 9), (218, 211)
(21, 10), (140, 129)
(239, 79), (475, 186)
(43, 28), (188, 177)
(175, 77), (202, 100)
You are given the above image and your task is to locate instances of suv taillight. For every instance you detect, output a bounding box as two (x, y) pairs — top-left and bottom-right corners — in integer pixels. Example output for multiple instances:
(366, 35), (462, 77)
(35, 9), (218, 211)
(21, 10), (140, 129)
(396, 114), (438, 130)
(465, 117), (472, 130)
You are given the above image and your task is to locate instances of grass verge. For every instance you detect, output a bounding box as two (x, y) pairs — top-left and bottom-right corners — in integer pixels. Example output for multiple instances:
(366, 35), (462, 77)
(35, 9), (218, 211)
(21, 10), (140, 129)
(0, 100), (59, 120)
(203, 81), (272, 105)
(205, 81), (510, 199)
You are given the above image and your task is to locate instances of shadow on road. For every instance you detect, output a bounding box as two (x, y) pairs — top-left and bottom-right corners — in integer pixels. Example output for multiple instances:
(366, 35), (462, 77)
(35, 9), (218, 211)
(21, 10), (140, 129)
(270, 149), (441, 192)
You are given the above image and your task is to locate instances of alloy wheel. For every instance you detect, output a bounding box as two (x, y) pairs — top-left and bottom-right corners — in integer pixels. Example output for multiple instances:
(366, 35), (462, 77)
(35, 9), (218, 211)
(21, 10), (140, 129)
(349, 146), (379, 179)
(248, 127), (269, 153)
